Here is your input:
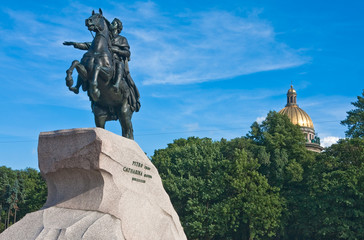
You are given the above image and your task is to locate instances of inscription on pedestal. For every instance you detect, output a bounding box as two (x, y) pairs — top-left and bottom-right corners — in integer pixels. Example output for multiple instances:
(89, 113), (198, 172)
(123, 161), (153, 183)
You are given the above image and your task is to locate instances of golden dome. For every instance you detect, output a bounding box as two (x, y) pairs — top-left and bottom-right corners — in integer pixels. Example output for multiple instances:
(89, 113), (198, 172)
(279, 85), (314, 129)
(278, 85), (322, 152)
(279, 105), (314, 129)
(287, 85), (296, 94)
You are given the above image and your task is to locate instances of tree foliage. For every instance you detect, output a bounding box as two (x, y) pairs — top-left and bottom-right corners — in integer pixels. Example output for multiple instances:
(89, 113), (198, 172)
(152, 106), (364, 239)
(246, 111), (316, 238)
(152, 137), (282, 240)
(0, 167), (47, 232)
(341, 89), (364, 138)
(300, 138), (364, 239)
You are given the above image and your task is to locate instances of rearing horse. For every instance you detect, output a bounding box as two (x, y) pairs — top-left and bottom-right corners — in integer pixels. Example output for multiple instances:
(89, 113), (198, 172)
(65, 9), (135, 139)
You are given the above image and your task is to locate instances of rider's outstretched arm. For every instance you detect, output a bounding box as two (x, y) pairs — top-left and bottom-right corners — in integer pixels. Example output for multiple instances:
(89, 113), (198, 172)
(63, 42), (91, 50)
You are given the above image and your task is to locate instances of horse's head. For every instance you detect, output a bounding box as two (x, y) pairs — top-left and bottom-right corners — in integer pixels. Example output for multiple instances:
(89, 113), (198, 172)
(85, 8), (110, 33)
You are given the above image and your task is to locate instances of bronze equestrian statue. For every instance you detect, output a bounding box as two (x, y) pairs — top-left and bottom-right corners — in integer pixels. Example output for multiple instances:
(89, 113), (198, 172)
(64, 9), (140, 140)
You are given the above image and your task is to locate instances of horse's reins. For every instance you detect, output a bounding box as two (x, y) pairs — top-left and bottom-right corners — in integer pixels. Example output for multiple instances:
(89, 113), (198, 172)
(90, 31), (95, 39)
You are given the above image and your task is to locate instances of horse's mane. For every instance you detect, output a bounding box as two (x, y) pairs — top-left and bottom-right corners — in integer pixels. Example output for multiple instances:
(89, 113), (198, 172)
(103, 17), (111, 30)
(91, 13), (111, 32)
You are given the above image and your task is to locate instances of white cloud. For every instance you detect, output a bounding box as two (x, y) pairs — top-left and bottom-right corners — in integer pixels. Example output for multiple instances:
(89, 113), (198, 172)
(129, 9), (308, 85)
(107, 3), (309, 85)
(0, 8), (89, 60)
(256, 116), (266, 124)
(184, 123), (200, 132)
(321, 136), (340, 148)
(0, 3), (308, 87)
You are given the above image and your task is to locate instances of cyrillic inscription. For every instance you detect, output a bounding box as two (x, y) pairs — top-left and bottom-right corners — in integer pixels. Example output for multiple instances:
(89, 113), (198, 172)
(124, 163), (153, 183)
(132, 161), (143, 168)
(123, 167), (143, 176)
(132, 177), (146, 183)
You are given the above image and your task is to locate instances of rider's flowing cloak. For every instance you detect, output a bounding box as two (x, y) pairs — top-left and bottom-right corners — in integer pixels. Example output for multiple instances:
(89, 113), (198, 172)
(112, 36), (141, 113)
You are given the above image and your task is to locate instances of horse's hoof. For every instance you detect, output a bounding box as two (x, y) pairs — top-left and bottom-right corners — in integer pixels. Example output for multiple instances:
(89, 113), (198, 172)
(69, 87), (79, 94)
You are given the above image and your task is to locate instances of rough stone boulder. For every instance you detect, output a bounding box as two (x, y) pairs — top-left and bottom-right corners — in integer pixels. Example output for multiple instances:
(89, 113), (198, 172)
(0, 128), (187, 240)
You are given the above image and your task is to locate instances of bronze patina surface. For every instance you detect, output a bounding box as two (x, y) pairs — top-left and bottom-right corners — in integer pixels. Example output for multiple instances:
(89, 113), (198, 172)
(64, 9), (140, 139)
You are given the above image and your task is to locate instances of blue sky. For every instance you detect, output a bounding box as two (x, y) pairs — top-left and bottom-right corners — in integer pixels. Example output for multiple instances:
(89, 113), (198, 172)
(0, 0), (363, 170)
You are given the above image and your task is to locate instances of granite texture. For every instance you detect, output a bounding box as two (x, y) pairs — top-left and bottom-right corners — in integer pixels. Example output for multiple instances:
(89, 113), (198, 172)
(0, 207), (125, 240)
(0, 128), (186, 240)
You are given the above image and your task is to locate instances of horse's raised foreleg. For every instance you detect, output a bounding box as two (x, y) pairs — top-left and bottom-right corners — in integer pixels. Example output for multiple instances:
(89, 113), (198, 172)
(75, 63), (87, 81)
(65, 60), (79, 93)
(74, 64), (88, 92)
(66, 60), (89, 94)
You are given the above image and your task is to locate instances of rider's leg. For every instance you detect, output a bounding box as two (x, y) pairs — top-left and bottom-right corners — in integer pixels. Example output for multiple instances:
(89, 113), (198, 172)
(113, 61), (124, 92)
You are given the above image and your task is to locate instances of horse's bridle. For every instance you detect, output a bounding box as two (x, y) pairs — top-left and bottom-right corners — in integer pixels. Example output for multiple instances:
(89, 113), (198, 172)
(88, 15), (112, 50)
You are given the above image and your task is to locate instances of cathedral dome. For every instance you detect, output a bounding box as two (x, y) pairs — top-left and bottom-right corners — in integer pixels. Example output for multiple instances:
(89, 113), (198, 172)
(278, 85), (323, 152)
(279, 105), (314, 129)
(278, 85), (314, 129)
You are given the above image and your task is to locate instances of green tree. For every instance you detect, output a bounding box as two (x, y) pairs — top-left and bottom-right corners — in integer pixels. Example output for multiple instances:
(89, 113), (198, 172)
(17, 168), (47, 218)
(152, 137), (282, 239)
(0, 167), (47, 233)
(246, 111), (316, 239)
(5, 179), (19, 228)
(247, 111), (308, 162)
(341, 89), (364, 138)
(0, 169), (15, 230)
(289, 91), (364, 239)
(225, 148), (282, 239)
(302, 138), (364, 239)
(245, 111), (311, 192)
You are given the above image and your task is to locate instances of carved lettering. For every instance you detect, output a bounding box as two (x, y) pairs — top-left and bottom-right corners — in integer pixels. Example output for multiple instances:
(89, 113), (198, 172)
(132, 161), (143, 168)
(132, 177), (146, 183)
(124, 163), (152, 183)
(123, 167), (143, 176)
